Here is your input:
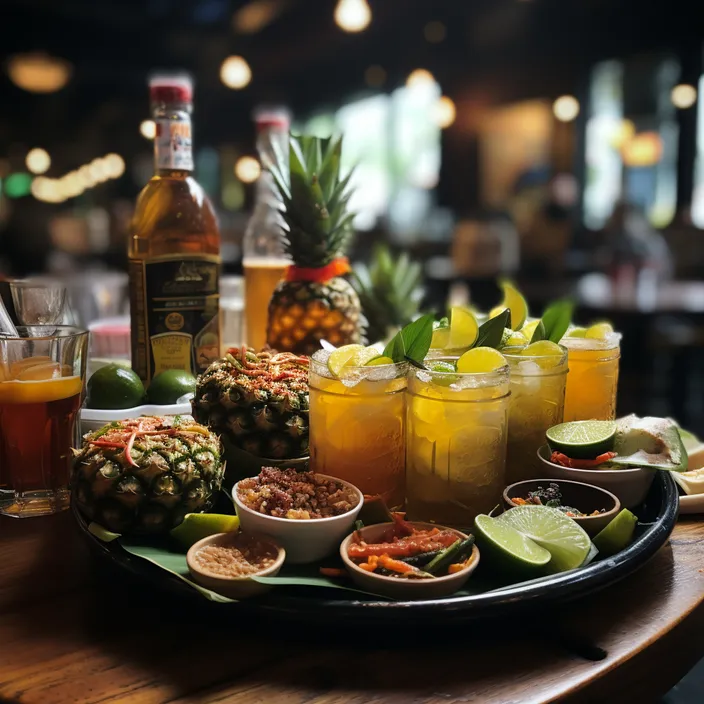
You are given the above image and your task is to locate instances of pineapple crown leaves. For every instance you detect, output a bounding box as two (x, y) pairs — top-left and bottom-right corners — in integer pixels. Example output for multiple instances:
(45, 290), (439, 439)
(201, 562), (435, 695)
(268, 133), (357, 267)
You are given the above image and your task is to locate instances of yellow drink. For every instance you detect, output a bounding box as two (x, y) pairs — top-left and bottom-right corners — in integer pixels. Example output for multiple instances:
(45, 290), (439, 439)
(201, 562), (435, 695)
(243, 257), (289, 351)
(504, 348), (568, 484)
(308, 355), (406, 508)
(562, 335), (621, 421)
(406, 363), (510, 526)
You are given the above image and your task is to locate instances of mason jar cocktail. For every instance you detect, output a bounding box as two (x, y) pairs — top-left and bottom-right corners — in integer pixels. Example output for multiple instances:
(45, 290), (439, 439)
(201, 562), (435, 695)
(562, 332), (621, 421)
(503, 346), (568, 484)
(406, 361), (510, 526)
(309, 352), (406, 508)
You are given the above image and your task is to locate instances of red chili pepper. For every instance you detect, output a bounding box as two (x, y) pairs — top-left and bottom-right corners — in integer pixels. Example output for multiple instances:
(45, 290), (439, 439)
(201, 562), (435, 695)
(550, 450), (617, 469)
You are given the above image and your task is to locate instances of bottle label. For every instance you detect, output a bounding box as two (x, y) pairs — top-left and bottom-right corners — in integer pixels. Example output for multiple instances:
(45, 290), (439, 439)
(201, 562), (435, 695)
(155, 117), (193, 171)
(129, 254), (220, 385)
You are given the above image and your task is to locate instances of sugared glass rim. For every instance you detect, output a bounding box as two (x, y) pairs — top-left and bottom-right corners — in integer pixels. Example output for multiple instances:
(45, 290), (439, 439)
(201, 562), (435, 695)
(0, 325), (89, 342)
(414, 356), (510, 384)
(561, 333), (622, 351)
(309, 355), (408, 381)
(501, 344), (569, 375)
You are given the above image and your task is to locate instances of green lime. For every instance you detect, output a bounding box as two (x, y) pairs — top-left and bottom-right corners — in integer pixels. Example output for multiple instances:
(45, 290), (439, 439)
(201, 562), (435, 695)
(497, 505), (593, 573)
(521, 319), (540, 341)
(429, 360), (456, 373)
(456, 346), (506, 373)
(474, 513), (552, 575)
(566, 326), (588, 338)
(501, 329), (528, 348)
(428, 360), (458, 386)
(365, 355), (395, 366)
(499, 280), (529, 330)
(430, 327), (450, 350)
(170, 513), (240, 550)
(585, 322), (614, 339)
(592, 509), (637, 557)
(327, 344), (365, 376)
(546, 420), (616, 459)
(86, 364), (145, 410)
(147, 369), (197, 405)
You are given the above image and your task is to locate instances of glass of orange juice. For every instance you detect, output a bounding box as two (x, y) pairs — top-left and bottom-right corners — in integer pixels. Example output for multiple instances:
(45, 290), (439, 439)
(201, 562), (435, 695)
(0, 326), (89, 517)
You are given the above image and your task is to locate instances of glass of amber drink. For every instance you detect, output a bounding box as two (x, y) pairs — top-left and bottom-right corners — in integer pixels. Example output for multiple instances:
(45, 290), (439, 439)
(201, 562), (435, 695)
(406, 361), (510, 527)
(309, 351), (406, 508)
(0, 326), (88, 518)
(562, 332), (621, 422)
(503, 346), (568, 484)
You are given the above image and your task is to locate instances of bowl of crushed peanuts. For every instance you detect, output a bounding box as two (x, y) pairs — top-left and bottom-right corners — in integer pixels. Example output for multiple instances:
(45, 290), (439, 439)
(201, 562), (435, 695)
(186, 531), (285, 598)
(232, 467), (363, 564)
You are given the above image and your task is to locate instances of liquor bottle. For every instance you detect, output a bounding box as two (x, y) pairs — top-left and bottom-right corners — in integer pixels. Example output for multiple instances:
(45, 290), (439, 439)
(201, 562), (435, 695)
(242, 107), (290, 351)
(129, 74), (221, 386)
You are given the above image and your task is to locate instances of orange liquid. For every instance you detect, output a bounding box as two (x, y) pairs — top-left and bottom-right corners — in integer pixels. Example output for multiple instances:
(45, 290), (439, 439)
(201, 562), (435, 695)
(563, 345), (620, 421)
(0, 375), (83, 514)
(243, 257), (289, 351)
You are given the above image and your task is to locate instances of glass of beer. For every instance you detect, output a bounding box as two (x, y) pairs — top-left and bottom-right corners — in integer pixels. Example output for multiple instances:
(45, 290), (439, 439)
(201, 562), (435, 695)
(0, 326), (88, 518)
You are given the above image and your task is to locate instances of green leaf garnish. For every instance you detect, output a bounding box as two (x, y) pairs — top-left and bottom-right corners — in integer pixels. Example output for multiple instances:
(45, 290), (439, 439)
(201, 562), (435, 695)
(530, 300), (574, 344)
(433, 316), (449, 330)
(475, 309), (510, 349)
(383, 314), (434, 367)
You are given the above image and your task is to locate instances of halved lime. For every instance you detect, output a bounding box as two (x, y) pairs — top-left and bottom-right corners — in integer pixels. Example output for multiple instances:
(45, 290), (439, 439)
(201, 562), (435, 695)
(546, 420), (616, 459)
(592, 509), (638, 557)
(366, 355), (394, 366)
(456, 346), (506, 373)
(474, 513), (551, 574)
(497, 505), (593, 573)
(521, 319), (540, 341)
(502, 329), (528, 348)
(170, 513), (240, 549)
(429, 360), (456, 373)
(520, 340), (565, 369)
(499, 280), (529, 330)
(430, 326), (451, 350)
(429, 360), (458, 386)
(585, 322), (614, 339)
(567, 326), (588, 338)
(447, 307), (479, 350)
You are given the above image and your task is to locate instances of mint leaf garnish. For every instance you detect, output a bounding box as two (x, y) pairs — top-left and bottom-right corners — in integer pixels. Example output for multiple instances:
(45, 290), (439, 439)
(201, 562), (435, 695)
(383, 314), (434, 367)
(475, 309), (510, 349)
(530, 300), (573, 343)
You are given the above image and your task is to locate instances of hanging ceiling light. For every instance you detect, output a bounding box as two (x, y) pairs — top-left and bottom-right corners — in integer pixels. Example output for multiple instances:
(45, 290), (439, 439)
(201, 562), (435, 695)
(234, 156), (261, 183)
(552, 95), (580, 122)
(406, 69), (436, 88)
(334, 0), (371, 33)
(220, 56), (252, 89)
(434, 96), (456, 129)
(26, 148), (51, 175)
(7, 52), (72, 93)
(671, 84), (697, 109)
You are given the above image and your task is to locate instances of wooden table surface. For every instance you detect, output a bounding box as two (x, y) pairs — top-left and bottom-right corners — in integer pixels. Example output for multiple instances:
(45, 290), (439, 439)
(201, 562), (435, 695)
(1, 512), (703, 704)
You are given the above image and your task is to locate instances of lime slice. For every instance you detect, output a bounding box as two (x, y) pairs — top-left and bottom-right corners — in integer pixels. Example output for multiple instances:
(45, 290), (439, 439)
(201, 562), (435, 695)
(430, 327), (451, 350)
(327, 344), (367, 376)
(170, 513), (240, 549)
(501, 329), (528, 348)
(567, 326), (588, 338)
(474, 514), (551, 574)
(429, 361), (456, 373)
(520, 340), (565, 369)
(497, 505), (593, 573)
(489, 306), (506, 320)
(429, 360), (459, 386)
(499, 280), (529, 330)
(365, 355), (394, 366)
(592, 509), (638, 557)
(546, 420), (616, 459)
(585, 322), (614, 339)
(456, 346), (506, 373)
(521, 319), (540, 341)
(447, 307), (479, 350)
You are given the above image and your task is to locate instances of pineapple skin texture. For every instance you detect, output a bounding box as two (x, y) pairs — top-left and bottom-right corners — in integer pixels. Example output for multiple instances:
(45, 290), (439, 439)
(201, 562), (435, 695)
(266, 276), (363, 355)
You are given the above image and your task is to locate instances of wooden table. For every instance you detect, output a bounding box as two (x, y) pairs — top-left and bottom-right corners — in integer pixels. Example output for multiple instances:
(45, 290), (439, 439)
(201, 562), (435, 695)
(1, 512), (703, 704)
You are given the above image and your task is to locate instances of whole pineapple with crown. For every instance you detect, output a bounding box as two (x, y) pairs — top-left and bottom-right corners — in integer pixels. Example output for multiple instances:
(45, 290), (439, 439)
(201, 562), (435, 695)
(266, 134), (364, 355)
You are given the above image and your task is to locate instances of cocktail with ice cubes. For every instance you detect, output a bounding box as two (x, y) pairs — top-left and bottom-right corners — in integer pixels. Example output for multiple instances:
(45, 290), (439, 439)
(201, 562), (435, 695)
(309, 350), (407, 508)
(405, 359), (510, 526)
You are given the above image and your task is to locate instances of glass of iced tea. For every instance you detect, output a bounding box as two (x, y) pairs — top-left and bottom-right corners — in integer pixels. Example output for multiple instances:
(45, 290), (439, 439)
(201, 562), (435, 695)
(0, 326), (88, 518)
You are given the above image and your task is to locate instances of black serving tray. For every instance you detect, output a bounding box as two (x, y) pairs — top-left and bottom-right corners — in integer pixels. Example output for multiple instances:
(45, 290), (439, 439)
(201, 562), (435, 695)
(73, 471), (678, 623)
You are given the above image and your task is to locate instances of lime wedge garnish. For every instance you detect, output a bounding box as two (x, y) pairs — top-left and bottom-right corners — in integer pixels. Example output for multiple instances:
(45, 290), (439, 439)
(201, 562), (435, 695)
(546, 420), (616, 459)
(496, 505), (593, 573)
(499, 280), (529, 330)
(521, 319), (540, 341)
(327, 344), (379, 375)
(474, 514), (552, 574)
(592, 509), (638, 557)
(430, 327), (451, 350)
(429, 361), (456, 373)
(447, 307), (479, 350)
(585, 322), (614, 339)
(170, 513), (240, 549)
(366, 355), (394, 366)
(567, 326), (588, 338)
(501, 329), (528, 348)
(489, 306), (506, 320)
(456, 346), (506, 373)
(520, 340), (564, 369)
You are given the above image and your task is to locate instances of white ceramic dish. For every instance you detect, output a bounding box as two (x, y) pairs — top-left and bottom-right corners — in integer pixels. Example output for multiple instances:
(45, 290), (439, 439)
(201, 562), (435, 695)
(232, 474), (363, 565)
(80, 400), (193, 435)
(537, 445), (656, 510)
(340, 522), (480, 600)
(186, 531), (285, 599)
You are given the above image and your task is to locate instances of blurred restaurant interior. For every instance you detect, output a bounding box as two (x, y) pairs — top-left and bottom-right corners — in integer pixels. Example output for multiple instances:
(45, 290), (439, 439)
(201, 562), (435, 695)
(0, 0), (703, 433)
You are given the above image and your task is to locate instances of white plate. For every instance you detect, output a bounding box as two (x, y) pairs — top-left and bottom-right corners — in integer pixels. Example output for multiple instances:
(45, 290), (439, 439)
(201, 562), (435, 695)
(679, 494), (704, 515)
(80, 400), (193, 435)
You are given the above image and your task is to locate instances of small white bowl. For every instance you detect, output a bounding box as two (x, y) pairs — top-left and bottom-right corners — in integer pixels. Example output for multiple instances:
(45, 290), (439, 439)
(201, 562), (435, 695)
(186, 531), (285, 599)
(340, 522), (480, 600)
(537, 445), (655, 509)
(80, 400), (193, 435)
(232, 474), (363, 564)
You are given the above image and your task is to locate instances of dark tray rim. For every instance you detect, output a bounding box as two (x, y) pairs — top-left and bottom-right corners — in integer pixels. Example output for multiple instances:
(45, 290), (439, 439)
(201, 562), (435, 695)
(74, 471), (679, 622)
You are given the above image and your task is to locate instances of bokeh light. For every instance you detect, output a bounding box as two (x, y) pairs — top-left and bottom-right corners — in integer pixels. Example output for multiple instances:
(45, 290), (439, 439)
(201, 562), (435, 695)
(235, 156), (261, 183)
(26, 148), (51, 175)
(220, 56), (252, 89)
(553, 95), (580, 122)
(140, 119), (156, 139)
(671, 84), (697, 109)
(334, 0), (371, 33)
